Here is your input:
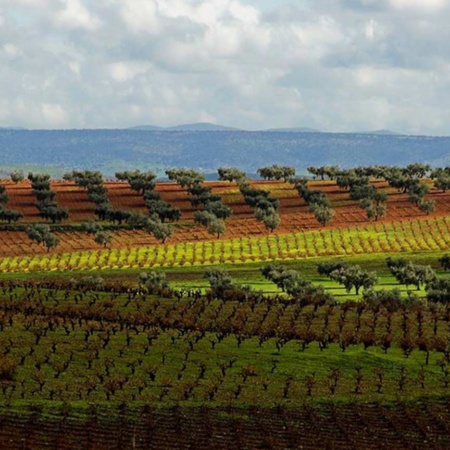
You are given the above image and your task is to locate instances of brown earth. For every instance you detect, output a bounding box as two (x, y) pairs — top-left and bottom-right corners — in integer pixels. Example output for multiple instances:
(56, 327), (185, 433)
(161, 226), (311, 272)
(0, 179), (448, 257)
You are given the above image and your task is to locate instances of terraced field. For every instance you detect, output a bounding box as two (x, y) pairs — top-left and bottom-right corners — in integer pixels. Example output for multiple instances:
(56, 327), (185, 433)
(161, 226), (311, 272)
(0, 178), (449, 259)
(0, 216), (448, 274)
(1, 174), (450, 448)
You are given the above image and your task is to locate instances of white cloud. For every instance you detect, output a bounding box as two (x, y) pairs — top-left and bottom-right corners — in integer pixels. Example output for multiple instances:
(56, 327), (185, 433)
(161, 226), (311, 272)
(388, 0), (449, 12)
(109, 61), (148, 82)
(120, 0), (159, 33)
(3, 43), (21, 57)
(55, 0), (101, 30)
(0, 0), (450, 133)
(41, 103), (68, 127)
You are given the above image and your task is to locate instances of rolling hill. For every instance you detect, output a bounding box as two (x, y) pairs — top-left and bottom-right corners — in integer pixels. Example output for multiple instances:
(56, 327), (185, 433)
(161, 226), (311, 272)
(1, 128), (450, 177)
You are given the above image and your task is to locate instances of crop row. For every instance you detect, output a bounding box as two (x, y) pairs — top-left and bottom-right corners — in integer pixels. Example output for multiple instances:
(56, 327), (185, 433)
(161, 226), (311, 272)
(2, 401), (450, 450)
(0, 216), (449, 273)
(1, 285), (450, 405)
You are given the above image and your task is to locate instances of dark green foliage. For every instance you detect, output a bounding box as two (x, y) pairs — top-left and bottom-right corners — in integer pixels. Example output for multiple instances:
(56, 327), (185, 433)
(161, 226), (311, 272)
(363, 289), (421, 311)
(145, 215), (173, 243)
(95, 202), (113, 221)
(126, 213), (149, 230)
(166, 169), (205, 188)
(261, 212), (280, 233)
(81, 220), (103, 234)
(329, 265), (378, 295)
(0, 209), (23, 223)
(240, 184), (270, 207)
(194, 210), (216, 227)
(431, 168), (450, 192)
(63, 170), (103, 188)
(426, 279), (450, 303)
(190, 192), (221, 207)
(39, 205), (63, 225)
(362, 288), (403, 311)
(208, 218), (226, 238)
(336, 171), (368, 190)
(10, 170), (24, 183)
(257, 165), (295, 181)
(143, 191), (161, 202)
(407, 181), (429, 206)
(349, 184), (378, 201)
(386, 258), (436, 290)
(116, 170), (157, 194)
(418, 200), (435, 215)
(439, 254), (450, 271)
(146, 200), (181, 222)
(309, 204), (334, 226)
(33, 189), (56, 202)
(0, 185), (9, 205)
(307, 166), (339, 180)
(204, 268), (235, 298)
(26, 224), (60, 251)
(139, 270), (170, 293)
(217, 167), (247, 182)
(94, 231), (113, 247)
(262, 264), (332, 301)
(204, 201), (232, 220)
(317, 261), (348, 277)
(105, 210), (131, 225)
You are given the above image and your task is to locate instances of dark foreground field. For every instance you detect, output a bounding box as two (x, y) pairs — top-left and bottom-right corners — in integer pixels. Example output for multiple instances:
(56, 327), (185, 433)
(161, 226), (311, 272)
(1, 281), (450, 448)
(2, 402), (450, 450)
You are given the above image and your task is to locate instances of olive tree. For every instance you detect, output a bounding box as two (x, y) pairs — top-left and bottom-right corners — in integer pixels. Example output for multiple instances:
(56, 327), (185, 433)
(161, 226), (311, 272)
(329, 265), (378, 295)
(26, 224), (60, 252)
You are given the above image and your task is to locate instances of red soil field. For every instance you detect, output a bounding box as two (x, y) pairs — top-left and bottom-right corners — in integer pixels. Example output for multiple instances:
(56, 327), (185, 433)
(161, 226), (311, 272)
(0, 179), (448, 257)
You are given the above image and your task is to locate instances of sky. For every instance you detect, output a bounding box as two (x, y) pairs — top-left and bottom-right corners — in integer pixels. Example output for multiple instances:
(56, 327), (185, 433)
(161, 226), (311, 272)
(1, 0), (450, 134)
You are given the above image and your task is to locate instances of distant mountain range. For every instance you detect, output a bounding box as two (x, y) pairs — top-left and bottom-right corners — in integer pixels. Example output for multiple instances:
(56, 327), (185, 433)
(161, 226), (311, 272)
(0, 126), (447, 178)
(127, 122), (398, 134)
(2, 122), (400, 134)
(128, 122), (318, 132)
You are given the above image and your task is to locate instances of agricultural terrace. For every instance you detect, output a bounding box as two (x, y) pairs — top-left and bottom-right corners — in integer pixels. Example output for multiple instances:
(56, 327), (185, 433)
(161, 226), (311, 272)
(1, 165), (450, 448)
(1, 277), (450, 448)
(0, 176), (448, 258)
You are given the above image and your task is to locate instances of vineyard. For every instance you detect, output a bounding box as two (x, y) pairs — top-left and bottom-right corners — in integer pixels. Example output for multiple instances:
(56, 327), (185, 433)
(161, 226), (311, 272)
(1, 281), (450, 447)
(1, 166), (450, 448)
(2, 403), (450, 449)
(0, 216), (447, 274)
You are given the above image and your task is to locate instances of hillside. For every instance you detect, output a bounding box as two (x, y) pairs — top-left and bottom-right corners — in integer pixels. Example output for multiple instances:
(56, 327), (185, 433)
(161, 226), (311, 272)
(2, 129), (450, 177)
(0, 178), (448, 258)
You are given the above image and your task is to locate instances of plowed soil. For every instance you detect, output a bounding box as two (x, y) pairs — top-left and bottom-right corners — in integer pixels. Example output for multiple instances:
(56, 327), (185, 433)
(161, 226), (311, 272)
(0, 179), (448, 257)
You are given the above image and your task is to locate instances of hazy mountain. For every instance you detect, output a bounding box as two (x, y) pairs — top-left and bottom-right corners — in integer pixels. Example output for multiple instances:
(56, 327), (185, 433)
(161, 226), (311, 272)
(358, 129), (398, 135)
(166, 122), (241, 131)
(127, 125), (163, 131)
(264, 127), (321, 133)
(1, 128), (450, 177)
(128, 124), (319, 132)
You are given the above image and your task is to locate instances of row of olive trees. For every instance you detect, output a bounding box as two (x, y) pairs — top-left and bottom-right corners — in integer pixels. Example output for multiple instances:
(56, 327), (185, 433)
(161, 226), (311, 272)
(117, 170), (183, 223)
(218, 167), (282, 232)
(0, 174), (23, 223)
(166, 169), (231, 238)
(291, 178), (334, 225)
(307, 163), (436, 216)
(29, 173), (69, 223)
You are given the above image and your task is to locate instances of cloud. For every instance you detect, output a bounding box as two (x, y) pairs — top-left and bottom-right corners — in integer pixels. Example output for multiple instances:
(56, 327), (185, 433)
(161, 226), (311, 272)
(0, 0), (450, 134)
(388, 0), (449, 12)
(54, 0), (101, 31)
(41, 103), (68, 127)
